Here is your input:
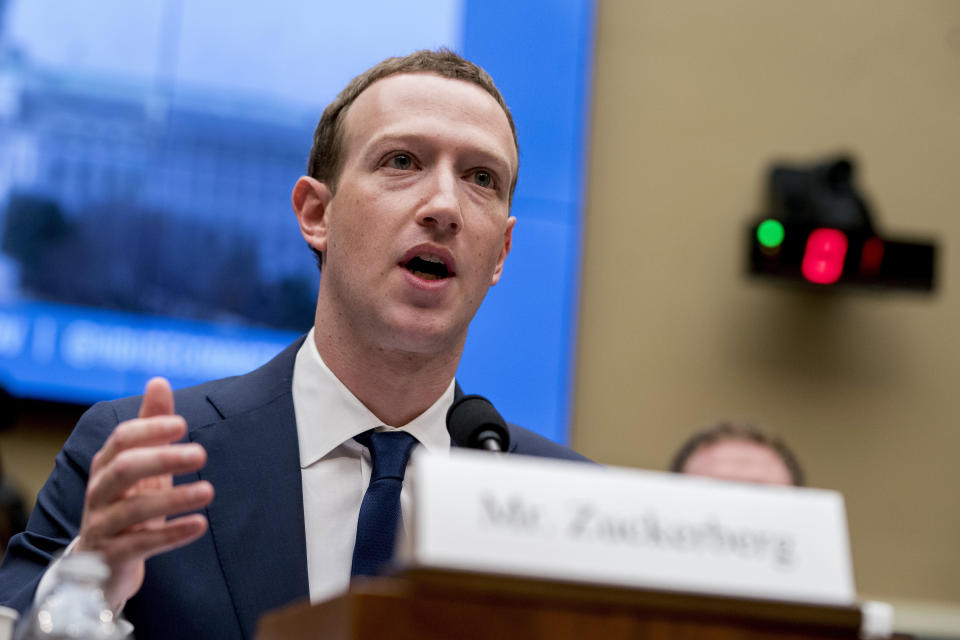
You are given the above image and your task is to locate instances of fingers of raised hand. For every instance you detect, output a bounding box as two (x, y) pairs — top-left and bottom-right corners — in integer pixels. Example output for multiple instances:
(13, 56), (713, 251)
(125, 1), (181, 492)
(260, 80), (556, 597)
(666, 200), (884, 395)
(91, 416), (188, 476)
(87, 443), (207, 508)
(83, 481), (214, 543)
(98, 513), (209, 567)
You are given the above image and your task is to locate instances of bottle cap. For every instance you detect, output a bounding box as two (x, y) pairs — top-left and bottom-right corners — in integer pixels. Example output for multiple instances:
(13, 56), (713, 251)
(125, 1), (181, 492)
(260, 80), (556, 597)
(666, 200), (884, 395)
(0, 606), (19, 640)
(58, 551), (110, 583)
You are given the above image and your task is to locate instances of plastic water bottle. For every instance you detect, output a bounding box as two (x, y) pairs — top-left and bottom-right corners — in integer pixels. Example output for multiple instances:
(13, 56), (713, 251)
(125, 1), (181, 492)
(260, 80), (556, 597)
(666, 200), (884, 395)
(15, 552), (126, 639)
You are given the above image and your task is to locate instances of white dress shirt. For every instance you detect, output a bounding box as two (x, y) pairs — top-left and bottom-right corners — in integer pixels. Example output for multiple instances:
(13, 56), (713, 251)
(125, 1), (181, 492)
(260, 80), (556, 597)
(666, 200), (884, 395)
(292, 328), (453, 603)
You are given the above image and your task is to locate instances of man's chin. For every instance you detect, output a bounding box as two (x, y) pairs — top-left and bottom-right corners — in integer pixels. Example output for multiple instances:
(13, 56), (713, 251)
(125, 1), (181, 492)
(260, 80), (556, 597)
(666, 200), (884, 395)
(382, 314), (468, 356)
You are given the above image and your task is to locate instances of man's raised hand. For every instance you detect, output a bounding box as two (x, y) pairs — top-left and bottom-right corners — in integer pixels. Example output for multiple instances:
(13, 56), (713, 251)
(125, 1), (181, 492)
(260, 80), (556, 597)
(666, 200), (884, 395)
(75, 377), (214, 610)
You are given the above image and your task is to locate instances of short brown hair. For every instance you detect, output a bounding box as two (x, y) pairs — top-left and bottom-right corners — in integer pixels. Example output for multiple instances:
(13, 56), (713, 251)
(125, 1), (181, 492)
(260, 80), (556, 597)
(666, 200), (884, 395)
(307, 48), (519, 195)
(669, 421), (806, 486)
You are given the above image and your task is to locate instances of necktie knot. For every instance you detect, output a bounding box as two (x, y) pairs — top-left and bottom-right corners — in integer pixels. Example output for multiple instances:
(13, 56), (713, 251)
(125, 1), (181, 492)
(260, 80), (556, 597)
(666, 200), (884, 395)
(354, 429), (419, 482)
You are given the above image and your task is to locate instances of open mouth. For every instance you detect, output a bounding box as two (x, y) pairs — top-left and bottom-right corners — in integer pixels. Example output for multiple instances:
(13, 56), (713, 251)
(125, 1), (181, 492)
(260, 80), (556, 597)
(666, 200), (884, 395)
(403, 254), (453, 281)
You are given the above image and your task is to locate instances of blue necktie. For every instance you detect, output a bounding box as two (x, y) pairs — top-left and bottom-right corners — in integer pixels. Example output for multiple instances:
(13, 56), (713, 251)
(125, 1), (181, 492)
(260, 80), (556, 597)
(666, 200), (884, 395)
(351, 429), (419, 577)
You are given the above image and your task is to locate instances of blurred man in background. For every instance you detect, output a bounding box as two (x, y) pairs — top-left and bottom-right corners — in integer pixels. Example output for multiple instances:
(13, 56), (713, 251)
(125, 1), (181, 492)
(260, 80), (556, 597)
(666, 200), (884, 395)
(670, 421), (804, 487)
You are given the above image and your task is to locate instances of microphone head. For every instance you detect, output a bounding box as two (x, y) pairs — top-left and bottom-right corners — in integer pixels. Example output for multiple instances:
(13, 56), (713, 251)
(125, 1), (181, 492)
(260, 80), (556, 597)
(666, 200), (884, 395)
(446, 394), (511, 452)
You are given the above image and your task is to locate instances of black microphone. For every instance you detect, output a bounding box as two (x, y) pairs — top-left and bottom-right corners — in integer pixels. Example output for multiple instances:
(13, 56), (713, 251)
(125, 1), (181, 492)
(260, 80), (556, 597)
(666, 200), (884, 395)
(446, 394), (511, 453)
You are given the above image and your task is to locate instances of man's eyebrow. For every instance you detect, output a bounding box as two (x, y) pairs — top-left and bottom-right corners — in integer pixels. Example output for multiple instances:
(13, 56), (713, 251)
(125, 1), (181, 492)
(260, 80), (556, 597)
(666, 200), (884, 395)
(361, 133), (420, 153)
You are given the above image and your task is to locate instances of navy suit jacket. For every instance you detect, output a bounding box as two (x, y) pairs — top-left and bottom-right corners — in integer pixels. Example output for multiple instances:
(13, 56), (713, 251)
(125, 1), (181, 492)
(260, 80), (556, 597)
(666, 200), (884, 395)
(0, 337), (588, 638)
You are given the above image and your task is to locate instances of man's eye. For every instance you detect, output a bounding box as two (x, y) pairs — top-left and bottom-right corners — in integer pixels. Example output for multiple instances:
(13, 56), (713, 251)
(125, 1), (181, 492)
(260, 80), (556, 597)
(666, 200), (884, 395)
(389, 154), (413, 170)
(473, 170), (494, 188)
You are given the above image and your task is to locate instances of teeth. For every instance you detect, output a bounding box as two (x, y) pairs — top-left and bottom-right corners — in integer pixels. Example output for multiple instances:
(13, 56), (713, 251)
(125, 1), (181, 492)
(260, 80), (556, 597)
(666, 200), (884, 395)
(417, 253), (444, 264)
(413, 270), (440, 281)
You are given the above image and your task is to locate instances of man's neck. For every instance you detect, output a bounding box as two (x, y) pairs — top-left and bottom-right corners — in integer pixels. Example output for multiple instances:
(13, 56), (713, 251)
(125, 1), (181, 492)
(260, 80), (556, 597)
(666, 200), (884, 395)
(311, 323), (462, 428)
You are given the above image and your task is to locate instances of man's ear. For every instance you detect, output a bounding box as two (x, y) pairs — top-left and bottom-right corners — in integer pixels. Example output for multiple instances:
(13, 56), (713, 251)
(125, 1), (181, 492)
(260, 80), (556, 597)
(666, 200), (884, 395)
(490, 216), (515, 286)
(292, 176), (333, 253)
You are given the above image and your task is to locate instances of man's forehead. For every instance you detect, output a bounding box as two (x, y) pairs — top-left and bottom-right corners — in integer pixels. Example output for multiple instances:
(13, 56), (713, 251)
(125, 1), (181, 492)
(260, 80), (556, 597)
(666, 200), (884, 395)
(687, 439), (793, 484)
(340, 72), (517, 159)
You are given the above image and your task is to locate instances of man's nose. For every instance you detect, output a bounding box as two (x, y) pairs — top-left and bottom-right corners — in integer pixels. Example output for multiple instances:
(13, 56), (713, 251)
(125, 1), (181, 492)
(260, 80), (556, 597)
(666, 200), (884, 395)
(416, 169), (463, 235)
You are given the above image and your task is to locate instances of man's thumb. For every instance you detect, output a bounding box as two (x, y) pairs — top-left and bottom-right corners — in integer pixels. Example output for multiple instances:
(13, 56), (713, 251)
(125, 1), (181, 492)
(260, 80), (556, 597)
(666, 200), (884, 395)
(138, 377), (174, 418)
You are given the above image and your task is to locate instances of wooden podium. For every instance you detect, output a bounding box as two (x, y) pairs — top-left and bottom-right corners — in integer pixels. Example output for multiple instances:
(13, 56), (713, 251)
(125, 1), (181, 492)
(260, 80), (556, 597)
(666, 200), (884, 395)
(256, 568), (866, 639)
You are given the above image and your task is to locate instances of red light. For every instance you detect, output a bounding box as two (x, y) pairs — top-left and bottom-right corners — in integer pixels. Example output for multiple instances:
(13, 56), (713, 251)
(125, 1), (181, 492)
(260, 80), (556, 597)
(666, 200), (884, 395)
(802, 228), (848, 285)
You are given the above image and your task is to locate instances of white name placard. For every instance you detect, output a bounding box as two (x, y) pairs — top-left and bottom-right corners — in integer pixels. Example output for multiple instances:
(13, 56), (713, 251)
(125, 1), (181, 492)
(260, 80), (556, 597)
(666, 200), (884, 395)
(400, 450), (855, 606)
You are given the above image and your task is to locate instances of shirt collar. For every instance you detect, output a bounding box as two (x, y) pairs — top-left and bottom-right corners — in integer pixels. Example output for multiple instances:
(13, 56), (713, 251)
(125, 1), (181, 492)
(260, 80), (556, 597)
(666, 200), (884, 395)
(292, 328), (454, 468)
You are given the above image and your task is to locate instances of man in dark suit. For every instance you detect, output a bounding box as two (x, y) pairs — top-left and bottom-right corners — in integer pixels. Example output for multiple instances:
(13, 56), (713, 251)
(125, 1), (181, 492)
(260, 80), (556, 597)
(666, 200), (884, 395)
(0, 50), (585, 637)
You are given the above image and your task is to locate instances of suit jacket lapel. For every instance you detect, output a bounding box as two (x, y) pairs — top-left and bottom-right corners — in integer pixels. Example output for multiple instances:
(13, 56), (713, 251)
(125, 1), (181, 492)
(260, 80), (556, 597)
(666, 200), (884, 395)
(190, 338), (309, 638)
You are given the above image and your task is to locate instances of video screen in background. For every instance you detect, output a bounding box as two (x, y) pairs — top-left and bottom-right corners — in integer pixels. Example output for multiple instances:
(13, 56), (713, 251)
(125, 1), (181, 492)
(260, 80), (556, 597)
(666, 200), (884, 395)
(0, 0), (594, 445)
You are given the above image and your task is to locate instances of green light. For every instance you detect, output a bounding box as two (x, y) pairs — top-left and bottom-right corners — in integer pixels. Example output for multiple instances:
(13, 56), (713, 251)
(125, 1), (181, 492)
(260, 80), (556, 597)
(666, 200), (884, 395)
(757, 219), (785, 249)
